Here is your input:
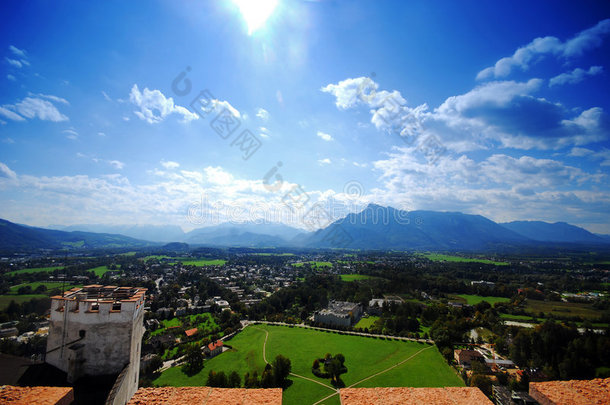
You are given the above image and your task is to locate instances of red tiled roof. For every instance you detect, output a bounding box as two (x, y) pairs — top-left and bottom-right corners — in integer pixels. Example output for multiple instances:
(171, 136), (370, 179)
(339, 387), (493, 405)
(208, 340), (223, 351)
(184, 328), (198, 337)
(128, 387), (282, 404)
(529, 377), (610, 405)
(0, 386), (74, 405)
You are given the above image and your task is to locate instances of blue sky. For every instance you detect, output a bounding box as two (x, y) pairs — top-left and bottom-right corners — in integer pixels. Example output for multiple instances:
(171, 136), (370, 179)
(1, 0), (610, 233)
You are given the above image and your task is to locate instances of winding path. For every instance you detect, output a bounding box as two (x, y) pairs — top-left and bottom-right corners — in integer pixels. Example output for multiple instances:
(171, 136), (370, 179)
(252, 324), (436, 405)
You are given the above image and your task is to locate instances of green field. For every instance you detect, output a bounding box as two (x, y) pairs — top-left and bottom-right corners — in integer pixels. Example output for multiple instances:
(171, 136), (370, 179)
(354, 316), (379, 329)
(87, 266), (119, 277)
(292, 261), (332, 269)
(154, 324), (463, 405)
(524, 299), (602, 320)
(253, 253), (295, 256)
(8, 281), (78, 294)
(456, 294), (511, 306)
(180, 259), (226, 266)
(340, 274), (374, 282)
(421, 253), (509, 266)
(0, 294), (48, 310)
(6, 266), (64, 276)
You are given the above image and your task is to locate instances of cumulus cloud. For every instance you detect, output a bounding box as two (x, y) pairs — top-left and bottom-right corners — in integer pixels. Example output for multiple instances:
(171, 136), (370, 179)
(256, 107), (269, 121)
(318, 158), (332, 165)
(108, 160), (125, 170)
(160, 160), (180, 169)
(317, 131), (333, 141)
(323, 76), (609, 151)
(0, 96), (69, 122)
(129, 84), (199, 124)
(477, 19), (610, 80)
(549, 66), (603, 87)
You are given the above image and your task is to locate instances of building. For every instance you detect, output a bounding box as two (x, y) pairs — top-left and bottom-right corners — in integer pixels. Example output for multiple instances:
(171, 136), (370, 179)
(128, 387), (282, 404)
(339, 387), (493, 404)
(493, 386), (537, 405)
(45, 285), (146, 404)
(314, 300), (362, 327)
(204, 340), (223, 357)
(454, 349), (485, 368)
(529, 377), (610, 405)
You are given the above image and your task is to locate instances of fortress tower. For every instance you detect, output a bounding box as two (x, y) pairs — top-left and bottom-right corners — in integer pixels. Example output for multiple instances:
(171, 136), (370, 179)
(45, 285), (146, 403)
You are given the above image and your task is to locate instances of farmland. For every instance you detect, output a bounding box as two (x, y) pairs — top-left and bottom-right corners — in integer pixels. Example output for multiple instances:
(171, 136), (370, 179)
(420, 253), (509, 266)
(340, 274), (375, 282)
(154, 324), (463, 405)
(6, 266), (64, 276)
(292, 261), (332, 269)
(180, 259), (226, 266)
(454, 294), (511, 306)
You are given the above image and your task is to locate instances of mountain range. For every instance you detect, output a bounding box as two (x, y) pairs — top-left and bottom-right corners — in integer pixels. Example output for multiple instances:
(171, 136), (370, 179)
(2, 204), (609, 251)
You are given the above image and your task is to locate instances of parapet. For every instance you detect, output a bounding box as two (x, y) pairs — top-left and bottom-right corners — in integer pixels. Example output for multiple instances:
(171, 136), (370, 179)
(50, 285), (146, 320)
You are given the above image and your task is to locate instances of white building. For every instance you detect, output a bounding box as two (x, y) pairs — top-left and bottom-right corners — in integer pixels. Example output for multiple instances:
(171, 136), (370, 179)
(46, 285), (146, 404)
(314, 300), (362, 327)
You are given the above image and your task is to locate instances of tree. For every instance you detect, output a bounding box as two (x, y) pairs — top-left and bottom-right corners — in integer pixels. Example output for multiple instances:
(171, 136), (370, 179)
(181, 345), (204, 376)
(228, 371), (241, 388)
(272, 354), (292, 387)
(261, 364), (274, 388)
(145, 355), (163, 376)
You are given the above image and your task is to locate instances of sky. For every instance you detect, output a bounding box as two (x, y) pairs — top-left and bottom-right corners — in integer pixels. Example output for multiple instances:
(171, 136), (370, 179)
(1, 0), (610, 233)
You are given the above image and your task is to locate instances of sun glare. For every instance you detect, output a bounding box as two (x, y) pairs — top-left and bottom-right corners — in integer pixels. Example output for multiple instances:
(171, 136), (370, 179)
(233, 0), (278, 35)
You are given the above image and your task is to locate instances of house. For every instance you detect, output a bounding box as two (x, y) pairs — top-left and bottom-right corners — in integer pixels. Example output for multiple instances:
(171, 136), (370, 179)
(184, 328), (198, 338)
(204, 340), (223, 358)
(454, 349), (484, 368)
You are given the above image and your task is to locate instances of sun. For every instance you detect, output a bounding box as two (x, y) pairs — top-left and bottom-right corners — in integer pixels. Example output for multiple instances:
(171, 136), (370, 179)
(233, 0), (279, 35)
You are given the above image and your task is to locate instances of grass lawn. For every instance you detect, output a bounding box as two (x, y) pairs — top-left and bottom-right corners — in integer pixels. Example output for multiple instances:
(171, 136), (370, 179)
(6, 266), (64, 276)
(420, 253), (509, 266)
(292, 261), (332, 269)
(340, 274), (374, 282)
(8, 282), (80, 294)
(524, 299), (602, 320)
(253, 253), (295, 256)
(154, 324), (463, 405)
(456, 294), (511, 306)
(142, 255), (171, 261)
(150, 313), (218, 338)
(0, 294), (48, 310)
(500, 313), (539, 322)
(87, 265), (119, 277)
(180, 259), (226, 266)
(354, 316), (379, 329)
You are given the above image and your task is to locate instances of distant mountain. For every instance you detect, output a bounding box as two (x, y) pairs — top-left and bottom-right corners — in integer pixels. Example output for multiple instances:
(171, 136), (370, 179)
(0, 219), (151, 251)
(185, 222), (301, 247)
(595, 234), (610, 242)
(49, 224), (185, 243)
(501, 221), (606, 244)
(301, 204), (530, 250)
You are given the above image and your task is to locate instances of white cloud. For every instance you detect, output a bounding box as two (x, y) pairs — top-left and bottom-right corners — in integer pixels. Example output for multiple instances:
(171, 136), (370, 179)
(323, 76), (609, 151)
(259, 127), (270, 138)
(5, 58), (23, 68)
(321, 77), (378, 109)
(7, 74), (15, 81)
(109, 160), (125, 170)
(101, 91), (112, 102)
(477, 19), (610, 80)
(9, 45), (26, 58)
(97, 132), (106, 137)
(317, 131), (334, 141)
(353, 162), (368, 168)
(0, 162), (17, 180)
(160, 160), (180, 169)
(0, 106), (25, 121)
(318, 158), (332, 165)
(256, 108), (269, 121)
(129, 84), (199, 124)
(200, 99), (241, 119)
(2, 137), (15, 144)
(29, 93), (69, 105)
(1, 96), (68, 122)
(63, 129), (79, 140)
(569, 147), (594, 157)
(549, 66), (603, 87)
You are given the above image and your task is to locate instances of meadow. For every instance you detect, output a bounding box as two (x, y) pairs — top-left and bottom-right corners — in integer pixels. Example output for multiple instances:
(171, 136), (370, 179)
(524, 299), (602, 320)
(292, 261), (332, 269)
(421, 253), (509, 266)
(180, 259), (227, 266)
(153, 324), (463, 405)
(6, 266), (64, 276)
(455, 294), (511, 306)
(340, 274), (374, 282)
